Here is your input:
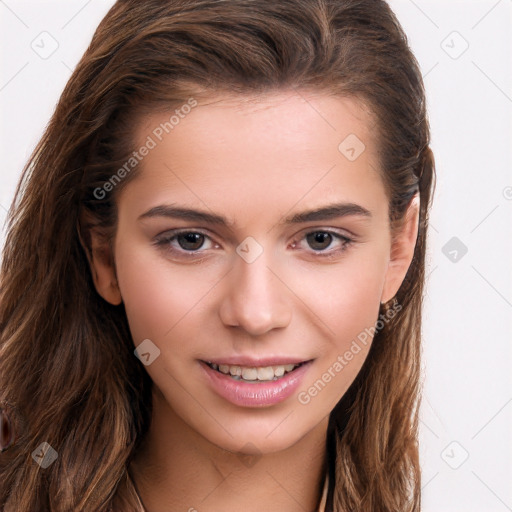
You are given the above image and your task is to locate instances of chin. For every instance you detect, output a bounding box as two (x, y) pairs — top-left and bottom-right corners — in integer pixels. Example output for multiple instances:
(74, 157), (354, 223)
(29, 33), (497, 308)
(196, 413), (320, 456)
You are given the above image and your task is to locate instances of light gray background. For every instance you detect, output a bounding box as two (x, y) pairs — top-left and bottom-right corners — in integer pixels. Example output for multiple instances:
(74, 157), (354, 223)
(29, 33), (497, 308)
(1, 1), (511, 510)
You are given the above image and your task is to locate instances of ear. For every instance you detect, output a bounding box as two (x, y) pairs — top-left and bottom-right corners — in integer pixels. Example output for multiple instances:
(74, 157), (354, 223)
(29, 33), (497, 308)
(77, 220), (122, 306)
(380, 193), (420, 304)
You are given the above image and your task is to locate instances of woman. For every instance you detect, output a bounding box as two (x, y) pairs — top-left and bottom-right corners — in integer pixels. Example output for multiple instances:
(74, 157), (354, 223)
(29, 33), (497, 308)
(0, 0), (435, 510)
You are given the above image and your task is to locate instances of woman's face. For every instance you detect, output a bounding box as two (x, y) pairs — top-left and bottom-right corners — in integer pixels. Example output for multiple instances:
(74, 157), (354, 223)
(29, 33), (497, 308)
(93, 91), (416, 455)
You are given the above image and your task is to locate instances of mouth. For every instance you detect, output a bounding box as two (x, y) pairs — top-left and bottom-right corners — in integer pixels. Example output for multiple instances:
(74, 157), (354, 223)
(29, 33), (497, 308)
(200, 358), (314, 407)
(203, 360), (310, 383)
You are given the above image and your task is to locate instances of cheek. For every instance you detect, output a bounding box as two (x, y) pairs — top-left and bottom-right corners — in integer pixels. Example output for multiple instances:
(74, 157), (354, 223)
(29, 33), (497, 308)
(291, 251), (388, 344)
(114, 243), (218, 347)
(291, 253), (388, 401)
(329, 266), (384, 342)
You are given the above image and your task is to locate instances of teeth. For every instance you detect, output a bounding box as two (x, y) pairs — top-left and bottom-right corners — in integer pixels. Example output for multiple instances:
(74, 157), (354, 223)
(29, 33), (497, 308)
(229, 365), (242, 376)
(209, 362), (301, 381)
(274, 365), (285, 377)
(242, 367), (258, 380)
(257, 367), (274, 380)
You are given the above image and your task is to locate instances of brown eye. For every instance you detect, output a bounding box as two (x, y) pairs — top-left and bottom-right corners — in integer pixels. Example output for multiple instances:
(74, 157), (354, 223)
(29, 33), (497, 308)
(154, 230), (217, 257)
(306, 232), (333, 251)
(177, 232), (205, 251)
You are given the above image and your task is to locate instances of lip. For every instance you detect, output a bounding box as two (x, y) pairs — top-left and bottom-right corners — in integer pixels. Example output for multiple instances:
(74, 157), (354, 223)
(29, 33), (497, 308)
(199, 359), (314, 408)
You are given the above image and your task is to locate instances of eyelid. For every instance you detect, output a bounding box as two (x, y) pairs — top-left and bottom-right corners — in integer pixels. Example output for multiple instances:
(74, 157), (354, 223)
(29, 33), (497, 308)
(289, 228), (354, 256)
(153, 228), (219, 252)
(292, 226), (355, 243)
(154, 227), (356, 258)
(154, 227), (218, 241)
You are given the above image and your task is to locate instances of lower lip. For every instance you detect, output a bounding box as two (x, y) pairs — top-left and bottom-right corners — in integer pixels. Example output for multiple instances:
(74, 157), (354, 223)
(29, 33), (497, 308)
(200, 360), (313, 408)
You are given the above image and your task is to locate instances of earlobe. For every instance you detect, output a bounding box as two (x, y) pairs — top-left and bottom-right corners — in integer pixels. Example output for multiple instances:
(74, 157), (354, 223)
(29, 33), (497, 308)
(380, 193), (420, 304)
(77, 220), (122, 306)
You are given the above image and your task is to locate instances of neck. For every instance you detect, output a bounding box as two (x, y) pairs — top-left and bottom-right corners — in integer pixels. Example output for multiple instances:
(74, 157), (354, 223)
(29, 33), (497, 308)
(129, 388), (329, 512)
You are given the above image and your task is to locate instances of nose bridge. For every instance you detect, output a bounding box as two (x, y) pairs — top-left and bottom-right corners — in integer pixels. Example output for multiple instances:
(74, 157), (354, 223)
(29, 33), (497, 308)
(237, 251), (274, 303)
(219, 242), (291, 335)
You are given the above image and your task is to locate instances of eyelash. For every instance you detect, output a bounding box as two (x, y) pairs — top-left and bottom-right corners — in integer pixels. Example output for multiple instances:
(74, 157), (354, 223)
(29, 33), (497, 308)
(154, 229), (354, 259)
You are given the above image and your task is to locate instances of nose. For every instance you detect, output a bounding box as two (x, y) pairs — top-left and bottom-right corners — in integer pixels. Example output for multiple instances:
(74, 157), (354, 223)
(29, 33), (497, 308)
(218, 249), (292, 336)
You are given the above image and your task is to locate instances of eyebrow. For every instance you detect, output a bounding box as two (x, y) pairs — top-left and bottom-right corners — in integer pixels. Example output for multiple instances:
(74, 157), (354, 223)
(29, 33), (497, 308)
(138, 202), (372, 227)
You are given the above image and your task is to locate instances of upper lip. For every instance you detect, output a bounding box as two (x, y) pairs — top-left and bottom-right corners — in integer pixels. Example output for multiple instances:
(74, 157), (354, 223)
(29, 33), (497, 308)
(202, 357), (312, 367)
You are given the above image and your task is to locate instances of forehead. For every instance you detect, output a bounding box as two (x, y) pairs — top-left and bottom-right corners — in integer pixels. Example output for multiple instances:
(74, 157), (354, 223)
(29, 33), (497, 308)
(122, 90), (386, 224)
(137, 89), (376, 150)
(133, 88), (377, 151)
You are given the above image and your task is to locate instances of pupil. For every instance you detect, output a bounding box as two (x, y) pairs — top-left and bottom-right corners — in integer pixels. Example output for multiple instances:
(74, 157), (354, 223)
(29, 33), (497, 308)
(178, 233), (204, 250)
(307, 232), (332, 251)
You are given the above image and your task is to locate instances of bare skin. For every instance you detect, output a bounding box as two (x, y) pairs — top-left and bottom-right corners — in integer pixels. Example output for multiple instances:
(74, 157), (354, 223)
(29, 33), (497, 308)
(88, 90), (419, 512)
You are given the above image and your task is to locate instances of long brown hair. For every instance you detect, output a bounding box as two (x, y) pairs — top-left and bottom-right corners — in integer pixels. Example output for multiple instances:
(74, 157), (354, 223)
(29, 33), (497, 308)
(0, 1), (435, 510)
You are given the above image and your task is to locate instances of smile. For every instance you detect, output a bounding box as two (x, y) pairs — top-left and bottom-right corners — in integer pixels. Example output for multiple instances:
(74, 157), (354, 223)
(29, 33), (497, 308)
(204, 361), (305, 382)
(200, 358), (314, 407)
